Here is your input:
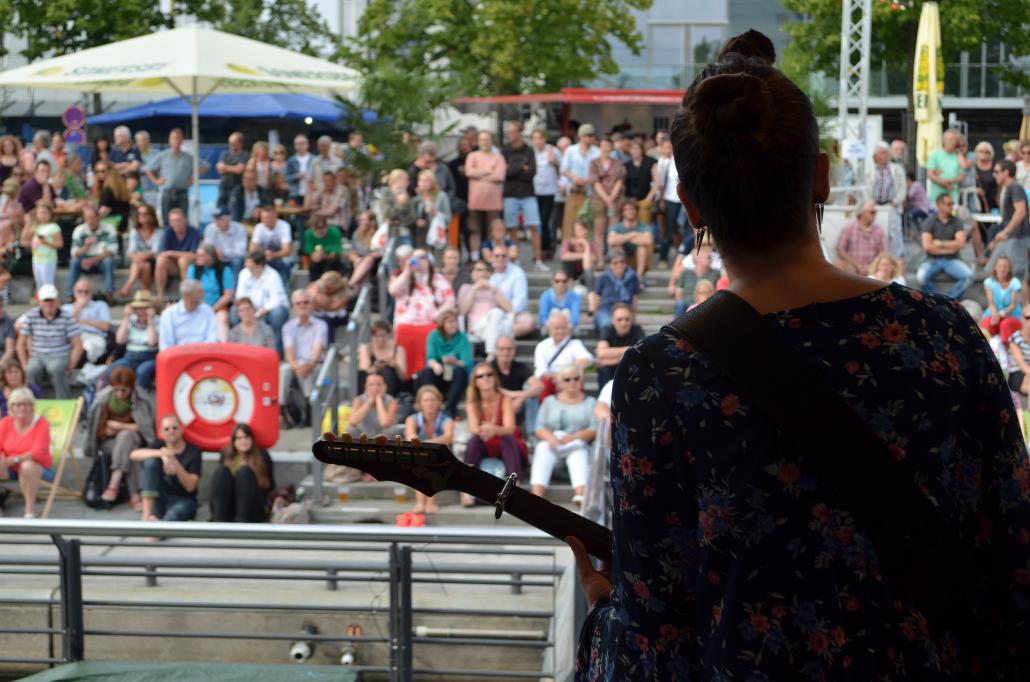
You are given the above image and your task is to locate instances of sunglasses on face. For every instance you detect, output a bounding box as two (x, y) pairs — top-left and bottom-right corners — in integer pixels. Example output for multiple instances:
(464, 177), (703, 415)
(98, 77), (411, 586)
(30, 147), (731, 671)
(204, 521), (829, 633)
(474, 372), (495, 380)
(163, 425), (180, 432)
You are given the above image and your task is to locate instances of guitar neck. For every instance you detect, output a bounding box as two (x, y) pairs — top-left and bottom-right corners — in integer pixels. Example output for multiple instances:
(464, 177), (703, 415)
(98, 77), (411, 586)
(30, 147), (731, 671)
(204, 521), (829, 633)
(460, 466), (612, 561)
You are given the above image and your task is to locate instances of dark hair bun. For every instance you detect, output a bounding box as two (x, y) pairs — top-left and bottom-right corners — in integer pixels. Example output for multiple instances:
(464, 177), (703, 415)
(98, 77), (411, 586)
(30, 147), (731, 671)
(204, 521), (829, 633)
(717, 29), (776, 65)
(693, 73), (771, 133)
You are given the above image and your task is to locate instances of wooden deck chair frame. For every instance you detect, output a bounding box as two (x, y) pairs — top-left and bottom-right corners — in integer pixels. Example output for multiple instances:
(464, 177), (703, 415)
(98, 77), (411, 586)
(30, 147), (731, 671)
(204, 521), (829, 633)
(39, 397), (85, 519)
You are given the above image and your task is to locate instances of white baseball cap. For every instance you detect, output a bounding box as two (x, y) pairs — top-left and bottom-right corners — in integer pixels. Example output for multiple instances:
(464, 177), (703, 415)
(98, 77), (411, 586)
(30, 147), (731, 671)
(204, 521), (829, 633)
(37, 284), (59, 301)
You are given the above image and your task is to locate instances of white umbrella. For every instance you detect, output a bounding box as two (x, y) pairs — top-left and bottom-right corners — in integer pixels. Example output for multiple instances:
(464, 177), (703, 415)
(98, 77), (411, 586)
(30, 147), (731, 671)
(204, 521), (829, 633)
(0, 25), (361, 221)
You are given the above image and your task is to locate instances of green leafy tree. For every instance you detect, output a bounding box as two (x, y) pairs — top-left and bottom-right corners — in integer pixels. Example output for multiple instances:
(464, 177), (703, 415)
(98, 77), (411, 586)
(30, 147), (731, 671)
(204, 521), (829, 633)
(780, 0), (1030, 164)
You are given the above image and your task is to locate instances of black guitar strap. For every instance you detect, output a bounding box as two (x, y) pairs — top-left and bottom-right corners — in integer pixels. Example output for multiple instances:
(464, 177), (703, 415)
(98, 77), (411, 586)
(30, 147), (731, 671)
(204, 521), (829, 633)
(663, 290), (976, 636)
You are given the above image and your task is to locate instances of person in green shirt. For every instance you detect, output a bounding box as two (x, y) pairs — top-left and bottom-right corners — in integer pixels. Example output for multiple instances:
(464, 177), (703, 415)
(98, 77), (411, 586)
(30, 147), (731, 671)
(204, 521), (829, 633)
(417, 308), (473, 418)
(301, 215), (345, 282)
(926, 129), (965, 203)
(21, 203), (63, 290)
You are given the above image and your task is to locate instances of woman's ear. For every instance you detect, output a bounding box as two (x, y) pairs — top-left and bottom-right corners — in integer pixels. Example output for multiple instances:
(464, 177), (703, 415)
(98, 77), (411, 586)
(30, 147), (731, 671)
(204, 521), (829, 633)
(813, 152), (830, 204)
(678, 183), (704, 230)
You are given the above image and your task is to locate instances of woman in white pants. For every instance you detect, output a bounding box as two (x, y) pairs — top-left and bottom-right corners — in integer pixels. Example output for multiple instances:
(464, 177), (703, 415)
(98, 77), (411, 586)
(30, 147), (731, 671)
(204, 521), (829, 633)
(457, 259), (513, 356)
(531, 364), (596, 503)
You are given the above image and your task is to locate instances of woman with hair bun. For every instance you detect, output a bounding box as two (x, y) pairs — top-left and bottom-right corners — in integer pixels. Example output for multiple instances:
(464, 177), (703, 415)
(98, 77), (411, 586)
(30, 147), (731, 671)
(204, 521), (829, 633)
(569, 30), (1030, 680)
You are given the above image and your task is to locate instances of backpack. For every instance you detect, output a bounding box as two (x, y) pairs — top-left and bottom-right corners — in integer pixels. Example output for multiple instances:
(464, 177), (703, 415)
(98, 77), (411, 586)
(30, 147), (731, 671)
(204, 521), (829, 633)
(83, 453), (127, 510)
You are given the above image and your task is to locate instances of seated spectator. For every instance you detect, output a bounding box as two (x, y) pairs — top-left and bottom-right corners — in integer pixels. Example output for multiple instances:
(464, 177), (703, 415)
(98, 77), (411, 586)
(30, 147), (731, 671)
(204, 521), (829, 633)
(595, 303), (645, 388)
(16, 160), (51, 215)
(489, 245), (536, 337)
(227, 296), (277, 352)
(538, 270), (580, 332)
(154, 208), (200, 302)
(0, 359), (41, 417)
(211, 422), (276, 523)
(691, 280), (716, 309)
(835, 200), (886, 276)
(235, 250), (289, 355)
(117, 203), (160, 300)
(417, 309), (472, 418)
(403, 385), (453, 514)
(358, 320), (408, 397)
(62, 277), (111, 364)
(481, 217), (517, 263)
(279, 289), (328, 423)
(85, 367), (155, 511)
(491, 335), (541, 428)
(905, 170), (930, 232)
(302, 215), (344, 282)
(158, 280), (217, 351)
(981, 255), (1022, 338)
(307, 270), (349, 341)
(187, 244), (234, 342)
(23, 203), (62, 290)
(306, 169), (351, 234)
(671, 244), (720, 317)
(202, 208), (249, 281)
(916, 193), (972, 300)
(251, 206), (293, 290)
(531, 364), (596, 502)
(458, 260), (513, 357)
(228, 168), (266, 223)
(595, 378), (613, 424)
(68, 204), (117, 298)
(388, 248), (455, 377)
(439, 245), (471, 294)
(17, 285), (83, 399)
(868, 253), (907, 286)
(533, 310), (593, 397)
(588, 248), (640, 331)
(0, 387), (51, 517)
(131, 415), (201, 523)
(413, 169), (451, 255)
(347, 209), (383, 288)
(461, 361), (527, 506)
(0, 299), (13, 366)
(95, 160), (132, 232)
(606, 199), (654, 276)
(346, 369), (403, 440)
(110, 291), (159, 390)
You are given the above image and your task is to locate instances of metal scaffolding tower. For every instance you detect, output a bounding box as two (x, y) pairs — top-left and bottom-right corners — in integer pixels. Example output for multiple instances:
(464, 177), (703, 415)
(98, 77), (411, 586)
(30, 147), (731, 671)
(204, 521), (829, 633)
(837, 0), (873, 185)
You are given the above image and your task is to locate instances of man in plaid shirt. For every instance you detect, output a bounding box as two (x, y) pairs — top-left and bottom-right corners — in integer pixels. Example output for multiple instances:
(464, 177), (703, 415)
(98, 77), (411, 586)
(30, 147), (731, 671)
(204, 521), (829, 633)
(835, 201), (887, 275)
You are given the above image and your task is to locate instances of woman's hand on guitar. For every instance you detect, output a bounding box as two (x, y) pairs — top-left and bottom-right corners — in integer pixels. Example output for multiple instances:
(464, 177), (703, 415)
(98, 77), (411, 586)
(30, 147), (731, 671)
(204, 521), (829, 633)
(566, 535), (613, 611)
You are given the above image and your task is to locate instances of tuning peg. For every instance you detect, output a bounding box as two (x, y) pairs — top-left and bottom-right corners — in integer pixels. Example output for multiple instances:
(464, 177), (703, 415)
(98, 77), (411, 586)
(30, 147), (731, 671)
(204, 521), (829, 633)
(395, 435), (403, 447)
(322, 432), (336, 442)
(374, 434), (388, 444)
(359, 433), (368, 444)
(410, 436), (421, 446)
(340, 433), (353, 443)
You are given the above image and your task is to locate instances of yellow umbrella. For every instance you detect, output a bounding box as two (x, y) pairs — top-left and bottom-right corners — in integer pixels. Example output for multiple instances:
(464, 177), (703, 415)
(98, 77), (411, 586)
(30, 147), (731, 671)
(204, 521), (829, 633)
(913, 1), (944, 167)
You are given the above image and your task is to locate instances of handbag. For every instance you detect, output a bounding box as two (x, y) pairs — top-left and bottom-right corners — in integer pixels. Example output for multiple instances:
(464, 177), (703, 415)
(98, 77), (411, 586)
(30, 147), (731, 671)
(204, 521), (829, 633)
(426, 212), (447, 249)
(664, 290), (980, 639)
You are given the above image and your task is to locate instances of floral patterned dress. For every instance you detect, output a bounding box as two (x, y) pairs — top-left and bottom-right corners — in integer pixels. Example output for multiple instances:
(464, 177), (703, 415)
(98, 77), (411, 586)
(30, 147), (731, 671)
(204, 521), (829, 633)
(578, 284), (1030, 680)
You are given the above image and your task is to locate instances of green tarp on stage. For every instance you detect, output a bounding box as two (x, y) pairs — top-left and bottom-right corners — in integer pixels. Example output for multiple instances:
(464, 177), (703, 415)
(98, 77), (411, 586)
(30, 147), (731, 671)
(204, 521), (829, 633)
(18, 661), (359, 681)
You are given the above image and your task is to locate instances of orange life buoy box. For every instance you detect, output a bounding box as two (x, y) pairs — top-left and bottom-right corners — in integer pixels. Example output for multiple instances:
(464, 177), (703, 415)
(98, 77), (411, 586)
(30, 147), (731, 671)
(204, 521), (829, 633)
(156, 343), (280, 451)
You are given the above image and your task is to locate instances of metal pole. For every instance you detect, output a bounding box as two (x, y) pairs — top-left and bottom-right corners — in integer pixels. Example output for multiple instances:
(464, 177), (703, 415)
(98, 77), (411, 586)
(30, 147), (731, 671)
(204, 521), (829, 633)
(191, 76), (201, 226)
(388, 543), (400, 682)
(398, 545), (413, 682)
(51, 535), (84, 662)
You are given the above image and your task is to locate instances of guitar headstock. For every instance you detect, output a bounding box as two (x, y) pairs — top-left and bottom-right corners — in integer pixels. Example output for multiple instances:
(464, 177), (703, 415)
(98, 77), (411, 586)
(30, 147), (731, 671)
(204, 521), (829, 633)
(312, 432), (462, 497)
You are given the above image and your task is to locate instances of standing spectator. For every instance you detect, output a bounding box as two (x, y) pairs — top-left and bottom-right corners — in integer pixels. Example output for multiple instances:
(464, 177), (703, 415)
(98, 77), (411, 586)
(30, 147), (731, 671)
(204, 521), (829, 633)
(308, 270), (349, 341)
(357, 320), (408, 397)
(835, 201), (886, 275)
(588, 137), (625, 258)
(458, 260), (513, 357)
(68, 204), (118, 297)
(926, 128), (965, 203)
(270, 143), (289, 176)
(890, 139), (907, 166)
(302, 216), (344, 282)
(309, 135), (342, 194)
(388, 249), (455, 376)
(131, 415), (201, 523)
(234, 250), (289, 353)
(655, 140), (684, 262)
(0, 136), (22, 184)
(47, 134), (66, 171)
(62, 278), (110, 364)
(533, 311), (593, 393)
(606, 199), (654, 276)
(154, 208), (200, 302)
(491, 335), (541, 428)
(407, 141), (455, 202)
(251, 205), (293, 290)
(211, 422), (275, 523)
(987, 159), (1030, 281)
(465, 131), (506, 259)
(117, 203), (161, 299)
(622, 140), (658, 232)
(594, 303), (644, 388)
(462, 361), (526, 504)
(377, 168), (417, 243)
(246, 141), (272, 190)
(1017, 141), (1030, 191)
(981, 256), (1021, 338)
(134, 130), (158, 209)
(229, 168), (266, 224)
(502, 122), (545, 269)
(418, 309), (473, 418)
(17, 161), (52, 214)
(404, 385), (453, 514)
(24, 203), (62, 290)
(865, 142), (906, 258)
(0, 388), (51, 518)
(530, 364), (595, 502)
(531, 128), (562, 258)
(186, 244), (234, 342)
(307, 169), (350, 234)
(90, 137), (111, 171)
(284, 134), (313, 203)
(559, 219), (598, 286)
(31, 131), (57, 169)
(611, 132), (632, 164)
(110, 291), (159, 390)
(109, 126), (141, 175)
(216, 132), (248, 209)
(971, 141), (999, 263)
(144, 129), (193, 224)
(279, 289), (328, 423)
(588, 248), (640, 332)
(158, 280), (217, 350)
(917, 193), (972, 300)
(448, 137), (472, 257)
(648, 130), (669, 160)
(560, 124), (600, 241)
(227, 297), (277, 352)
(17, 285), (83, 399)
(202, 208), (248, 280)
(489, 246), (536, 337)
(413, 169), (451, 255)
(95, 160), (132, 233)
(538, 270), (581, 331)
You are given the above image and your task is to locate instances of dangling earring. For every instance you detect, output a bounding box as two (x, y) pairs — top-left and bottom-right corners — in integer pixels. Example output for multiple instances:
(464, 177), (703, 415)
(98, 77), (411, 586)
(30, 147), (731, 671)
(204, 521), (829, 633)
(814, 203), (824, 235)
(695, 226), (706, 255)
